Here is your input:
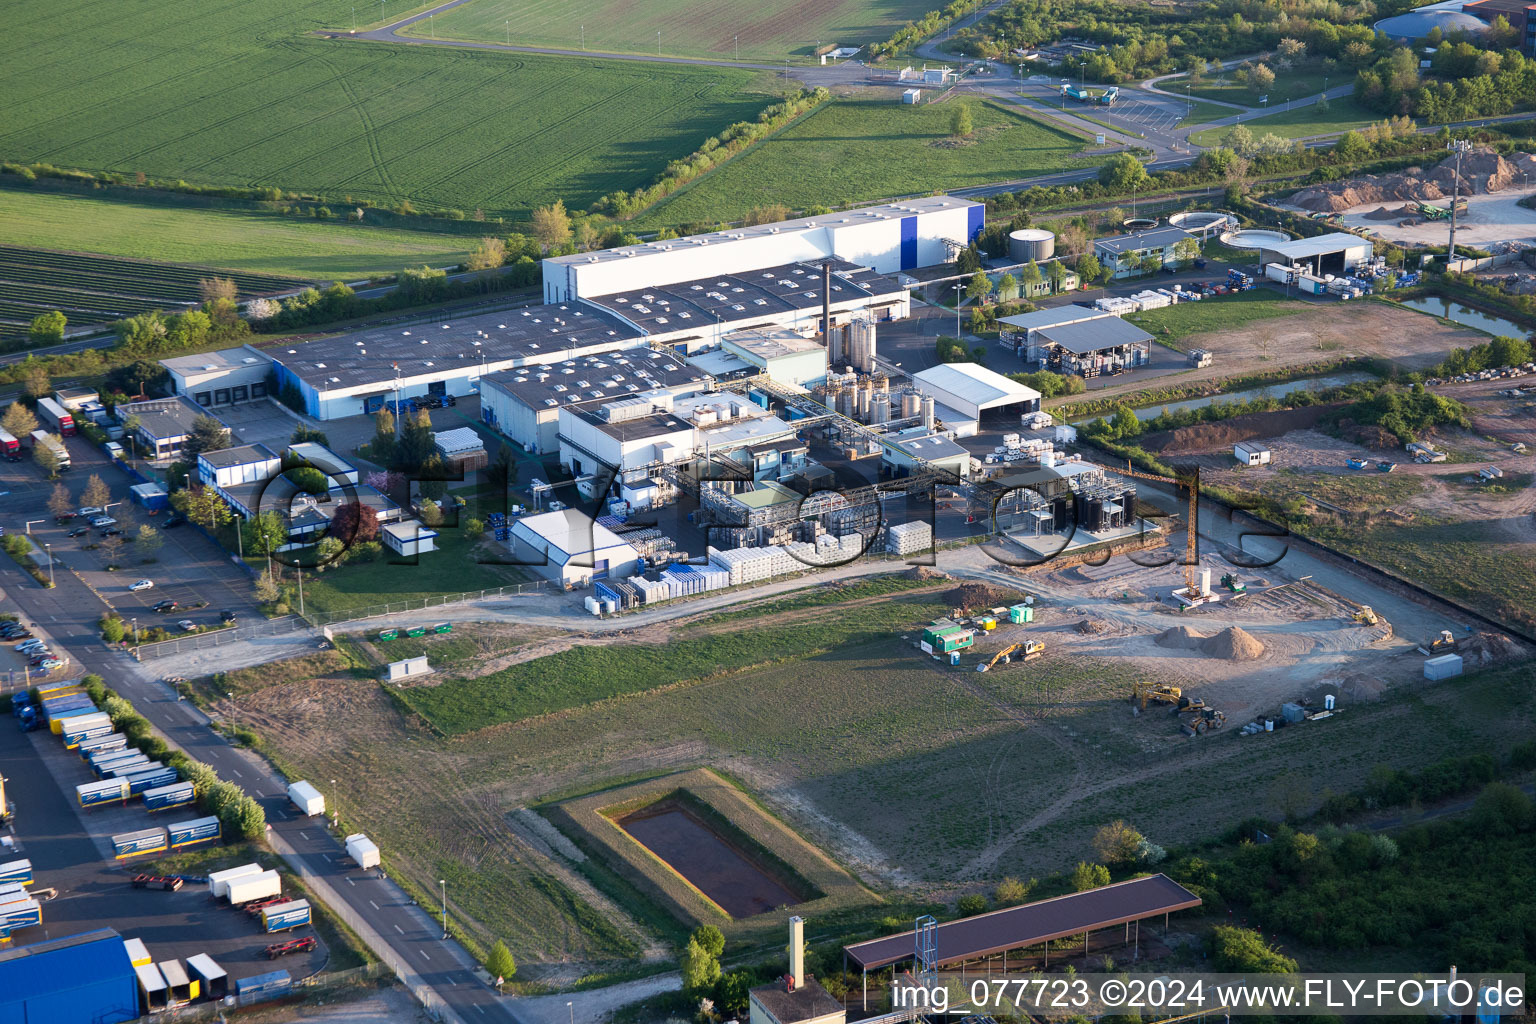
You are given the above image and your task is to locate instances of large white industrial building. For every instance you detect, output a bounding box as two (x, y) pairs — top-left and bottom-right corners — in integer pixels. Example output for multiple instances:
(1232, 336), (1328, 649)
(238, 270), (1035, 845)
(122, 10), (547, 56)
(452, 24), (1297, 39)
(541, 196), (983, 302)
(909, 363), (1042, 436)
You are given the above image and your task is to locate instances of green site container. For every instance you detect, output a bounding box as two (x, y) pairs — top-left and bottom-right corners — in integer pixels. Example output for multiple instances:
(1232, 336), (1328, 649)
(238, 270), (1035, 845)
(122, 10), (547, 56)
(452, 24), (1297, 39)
(378, 629), (399, 641)
(406, 626), (427, 638)
(940, 632), (974, 653)
(1009, 605), (1033, 624)
(432, 622), (452, 635)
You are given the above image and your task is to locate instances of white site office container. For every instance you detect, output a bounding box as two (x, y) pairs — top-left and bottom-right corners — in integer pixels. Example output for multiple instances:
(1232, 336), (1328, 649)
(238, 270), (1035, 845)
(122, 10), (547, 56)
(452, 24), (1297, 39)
(207, 863), (263, 898)
(1423, 654), (1463, 680)
(287, 780), (325, 816)
(345, 833), (380, 870)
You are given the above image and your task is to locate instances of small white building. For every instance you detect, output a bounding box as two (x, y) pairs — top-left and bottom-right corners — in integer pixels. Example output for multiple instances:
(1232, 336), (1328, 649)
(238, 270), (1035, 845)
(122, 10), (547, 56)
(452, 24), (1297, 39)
(902, 88), (922, 104)
(721, 327), (828, 387)
(196, 443), (282, 489)
(909, 363), (1042, 436)
(1234, 442), (1272, 466)
(884, 431), (972, 479)
(286, 442), (359, 485)
(161, 347), (273, 408)
(382, 519), (437, 557)
(508, 509), (641, 586)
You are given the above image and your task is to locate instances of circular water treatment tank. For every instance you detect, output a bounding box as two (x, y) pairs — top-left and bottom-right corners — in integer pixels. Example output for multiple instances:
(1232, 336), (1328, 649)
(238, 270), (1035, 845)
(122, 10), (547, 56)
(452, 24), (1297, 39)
(1122, 218), (1158, 231)
(1220, 228), (1293, 249)
(1009, 228), (1055, 263)
(1168, 211), (1238, 233)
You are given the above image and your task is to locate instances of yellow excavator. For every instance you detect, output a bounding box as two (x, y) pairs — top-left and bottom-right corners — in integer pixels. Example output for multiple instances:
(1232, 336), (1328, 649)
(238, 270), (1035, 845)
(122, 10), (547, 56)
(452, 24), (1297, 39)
(1352, 605), (1379, 626)
(1131, 682), (1183, 710)
(976, 640), (1044, 672)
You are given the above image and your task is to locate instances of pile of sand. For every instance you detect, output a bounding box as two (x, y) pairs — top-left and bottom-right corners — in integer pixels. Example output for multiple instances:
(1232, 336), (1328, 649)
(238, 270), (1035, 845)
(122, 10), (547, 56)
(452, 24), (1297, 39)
(1291, 147), (1532, 212)
(947, 582), (1019, 611)
(1363, 204), (1407, 220)
(1076, 618), (1112, 635)
(1156, 625), (1208, 649)
(1200, 626), (1266, 661)
(905, 566), (949, 582)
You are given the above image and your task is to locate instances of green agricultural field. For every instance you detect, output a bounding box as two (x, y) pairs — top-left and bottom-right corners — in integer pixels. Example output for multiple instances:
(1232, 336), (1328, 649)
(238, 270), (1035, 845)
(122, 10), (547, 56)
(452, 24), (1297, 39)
(0, 191), (478, 279)
(636, 95), (1092, 228)
(1126, 291), (1306, 346)
(411, 0), (935, 62)
(0, 0), (769, 220)
(1190, 98), (1385, 146)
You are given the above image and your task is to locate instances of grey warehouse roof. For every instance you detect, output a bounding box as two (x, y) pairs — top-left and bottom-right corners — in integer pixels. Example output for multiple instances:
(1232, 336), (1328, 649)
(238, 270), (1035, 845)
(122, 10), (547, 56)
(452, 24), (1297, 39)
(267, 304), (644, 392)
(1375, 8), (1488, 39)
(912, 363), (1042, 409)
(1257, 232), (1372, 260)
(122, 396), (216, 441)
(1036, 316), (1154, 354)
(1094, 225), (1191, 255)
(997, 305), (1115, 331)
(892, 432), (970, 461)
(587, 259), (904, 335)
(480, 349), (709, 412)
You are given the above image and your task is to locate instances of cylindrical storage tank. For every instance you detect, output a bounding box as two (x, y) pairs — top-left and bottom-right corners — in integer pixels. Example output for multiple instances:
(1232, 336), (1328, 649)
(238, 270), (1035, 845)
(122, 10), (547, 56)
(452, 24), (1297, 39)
(901, 391), (922, 418)
(871, 396), (892, 424)
(1009, 228), (1055, 263)
(921, 395), (935, 431)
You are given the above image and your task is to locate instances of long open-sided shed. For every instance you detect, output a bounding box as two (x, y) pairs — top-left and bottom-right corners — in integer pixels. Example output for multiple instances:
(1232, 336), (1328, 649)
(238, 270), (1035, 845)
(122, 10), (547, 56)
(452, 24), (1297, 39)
(841, 875), (1200, 1006)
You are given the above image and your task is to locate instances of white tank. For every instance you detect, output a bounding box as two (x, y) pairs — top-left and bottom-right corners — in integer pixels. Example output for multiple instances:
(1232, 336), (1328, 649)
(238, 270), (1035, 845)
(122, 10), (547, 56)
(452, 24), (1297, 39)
(1009, 228), (1055, 263)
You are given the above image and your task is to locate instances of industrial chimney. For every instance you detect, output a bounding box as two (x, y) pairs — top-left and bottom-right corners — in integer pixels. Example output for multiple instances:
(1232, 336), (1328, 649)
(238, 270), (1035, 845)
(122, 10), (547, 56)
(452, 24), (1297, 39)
(789, 916), (804, 991)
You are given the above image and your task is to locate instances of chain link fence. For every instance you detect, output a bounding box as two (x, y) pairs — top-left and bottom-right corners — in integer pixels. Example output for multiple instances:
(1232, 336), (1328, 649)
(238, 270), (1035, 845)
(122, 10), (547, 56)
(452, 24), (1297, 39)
(150, 962), (401, 1022)
(131, 615), (309, 660)
(297, 579), (551, 627)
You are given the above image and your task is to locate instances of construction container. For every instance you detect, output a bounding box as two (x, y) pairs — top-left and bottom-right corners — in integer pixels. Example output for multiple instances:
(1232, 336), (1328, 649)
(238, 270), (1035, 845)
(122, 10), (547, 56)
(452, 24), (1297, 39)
(226, 870), (282, 905)
(123, 937), (152, 967)
(0, 858), (33, 885)
(1008, 604), (1034, 624)
(158, 958), (195, 1004)
(142, 781), (196, 812)
(77, 777), (130, 808)
(235, 969), (291, 1006)
(187, 953), (228, 1000)
(1424, 653), (1463, 680)
(112, 827), (168, 859)
(287, 780), (325, 816)
(260, 899), (312, 933)
(167, 815), (220, 850)
(1281, 702), (1306, 723)
(136, 963), (169, 1013)
(76, 732), (128, 758)
(345, 833), (380, 870)
(207, 864), (263, 899)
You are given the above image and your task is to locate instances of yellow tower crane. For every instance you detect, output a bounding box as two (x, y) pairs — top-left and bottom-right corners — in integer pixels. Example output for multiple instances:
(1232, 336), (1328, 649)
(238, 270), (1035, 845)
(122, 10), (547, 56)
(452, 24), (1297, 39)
(1111, 460), (1204, 598)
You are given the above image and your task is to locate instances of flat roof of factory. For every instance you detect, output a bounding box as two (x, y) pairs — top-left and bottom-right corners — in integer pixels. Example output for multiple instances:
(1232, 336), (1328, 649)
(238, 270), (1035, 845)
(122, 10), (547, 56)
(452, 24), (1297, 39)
(480, 349), (709, 411)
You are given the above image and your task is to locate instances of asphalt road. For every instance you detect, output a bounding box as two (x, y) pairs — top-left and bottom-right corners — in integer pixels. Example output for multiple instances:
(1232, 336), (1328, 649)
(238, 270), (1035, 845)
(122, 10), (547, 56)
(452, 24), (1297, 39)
(0, 450), (511, 1024)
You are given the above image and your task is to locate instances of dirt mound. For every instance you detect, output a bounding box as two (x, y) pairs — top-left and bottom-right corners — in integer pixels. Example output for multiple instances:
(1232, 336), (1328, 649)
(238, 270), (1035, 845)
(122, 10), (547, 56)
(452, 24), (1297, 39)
(1200, 626), (1265, 661)
(1364, 204), (1407, 220)
(1156, 625), (1208, 649)
(947, 581), (1019, 611)
(905, 566), (949, 582)
(1076, 618), (1112, 635)
(1460, 631), (1521, 667)
(1338, 419), (1399, 449)
(1291, 147), (1530, 212)
(1146, 404), (1336, 455)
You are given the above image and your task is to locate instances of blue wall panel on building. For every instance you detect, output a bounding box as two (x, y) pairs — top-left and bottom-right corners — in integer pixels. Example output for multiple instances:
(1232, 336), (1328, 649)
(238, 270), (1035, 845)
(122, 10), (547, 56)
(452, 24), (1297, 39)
(900, 216), (918, 271)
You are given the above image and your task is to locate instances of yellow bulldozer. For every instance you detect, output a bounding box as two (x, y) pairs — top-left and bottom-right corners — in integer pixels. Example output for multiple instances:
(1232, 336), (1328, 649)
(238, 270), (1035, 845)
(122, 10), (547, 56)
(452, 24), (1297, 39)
(976, 640), (1044, 672)
(1352, 606), (1379, 626)
(1419, 629), (1458, 655)
(1131, 682), (1183, 710)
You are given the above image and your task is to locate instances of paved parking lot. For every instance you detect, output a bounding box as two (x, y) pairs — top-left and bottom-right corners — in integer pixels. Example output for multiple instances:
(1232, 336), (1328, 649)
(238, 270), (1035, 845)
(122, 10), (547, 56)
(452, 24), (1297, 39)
(0, 438), (264, 631)
(1111, 98), (1188, 131)
(214, 401), (307, 449)
(0, 721), (328, 981)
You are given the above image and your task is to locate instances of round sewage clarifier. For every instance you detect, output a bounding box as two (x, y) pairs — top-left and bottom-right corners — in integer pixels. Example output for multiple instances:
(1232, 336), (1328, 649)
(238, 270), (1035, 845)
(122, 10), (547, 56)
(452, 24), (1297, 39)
(1168, 211), (1238, 233)
(1122, 218), (1158, 230)
(1220, 228), (1292, 249)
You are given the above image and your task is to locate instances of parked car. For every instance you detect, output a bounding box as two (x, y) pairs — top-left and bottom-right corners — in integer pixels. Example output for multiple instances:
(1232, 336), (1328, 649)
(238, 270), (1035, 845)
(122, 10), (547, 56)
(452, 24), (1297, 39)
(67, 527), (89, 538)
(17, 640), (49, 653)
(100, 528), (124, 538)
(162, 514), (186, 529)
(153, 600), (180, 613)
(219, 609), (236, 623)
(4, 631), (34, 642)
(36, 659), (65, 671)
(129, 579), (155, 592)
(54, 512), (77, 522)
(177, 620), (197, 632)
(77, 506), (104, 518)
(89, 515), (116, 528)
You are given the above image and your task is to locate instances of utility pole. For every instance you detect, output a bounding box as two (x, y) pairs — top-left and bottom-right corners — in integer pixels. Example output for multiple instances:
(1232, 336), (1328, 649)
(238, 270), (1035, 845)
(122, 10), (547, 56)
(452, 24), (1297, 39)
(953, 282), (964, 337)
(44, 543), (54, 588)
(439, 879), (448, 939)
(1447, 138), (1470, 268)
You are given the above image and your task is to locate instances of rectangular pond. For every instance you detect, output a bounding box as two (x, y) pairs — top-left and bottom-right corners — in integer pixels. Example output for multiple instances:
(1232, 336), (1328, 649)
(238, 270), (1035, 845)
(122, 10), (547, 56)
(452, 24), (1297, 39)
(616, 801), (806, 918)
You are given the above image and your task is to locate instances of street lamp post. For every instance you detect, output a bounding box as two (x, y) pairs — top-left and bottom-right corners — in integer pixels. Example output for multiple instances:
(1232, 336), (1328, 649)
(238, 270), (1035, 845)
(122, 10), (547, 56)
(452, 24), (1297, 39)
(1447, 138), (1471, 265)
(132, 618), (138, 645)
(568, 1002), (574, 1024)
(439, 879), (448, 939)
(44, 543), (53, 588)
(953, 282), (964, 337)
